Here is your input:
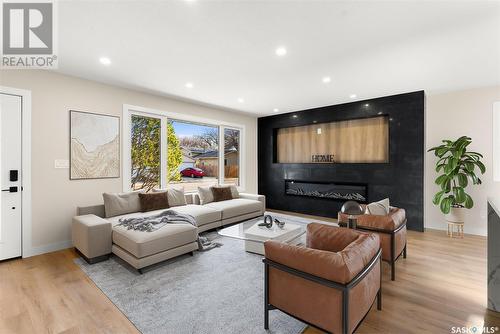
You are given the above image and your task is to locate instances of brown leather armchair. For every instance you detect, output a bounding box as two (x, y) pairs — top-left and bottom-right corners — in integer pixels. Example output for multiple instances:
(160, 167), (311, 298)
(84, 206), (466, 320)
(338, 206), (407, 280)
(263, 223), (382, 334)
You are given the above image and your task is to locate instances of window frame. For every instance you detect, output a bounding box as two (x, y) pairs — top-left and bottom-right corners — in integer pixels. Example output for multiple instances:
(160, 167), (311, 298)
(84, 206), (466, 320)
(123, 104), (246, 193)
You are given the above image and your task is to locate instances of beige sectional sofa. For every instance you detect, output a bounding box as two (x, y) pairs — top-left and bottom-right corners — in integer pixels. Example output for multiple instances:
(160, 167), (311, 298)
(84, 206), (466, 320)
(73, 191), (265, 272)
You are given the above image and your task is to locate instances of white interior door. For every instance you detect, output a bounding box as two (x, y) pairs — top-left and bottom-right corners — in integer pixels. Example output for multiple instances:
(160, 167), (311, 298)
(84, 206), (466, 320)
(0, 93), (22, 260)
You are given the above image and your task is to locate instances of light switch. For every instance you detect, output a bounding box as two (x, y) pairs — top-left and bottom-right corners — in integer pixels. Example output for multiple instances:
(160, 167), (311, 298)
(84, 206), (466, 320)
(54, 159), (69, 169)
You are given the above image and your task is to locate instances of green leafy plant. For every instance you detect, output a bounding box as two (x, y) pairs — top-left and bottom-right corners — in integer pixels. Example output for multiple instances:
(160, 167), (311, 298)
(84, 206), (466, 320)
(130, 117), (183, 190)
(428, 136), (485, 214)
(167, 122), (182, 182)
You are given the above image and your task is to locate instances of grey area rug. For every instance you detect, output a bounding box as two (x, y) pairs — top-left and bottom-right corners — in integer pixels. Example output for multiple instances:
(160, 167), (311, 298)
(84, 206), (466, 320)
(76, 213), (332, 334)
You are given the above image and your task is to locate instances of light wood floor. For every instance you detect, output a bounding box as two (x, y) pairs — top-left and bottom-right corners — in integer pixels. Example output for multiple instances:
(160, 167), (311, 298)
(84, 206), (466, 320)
(1, 227), (500, 333)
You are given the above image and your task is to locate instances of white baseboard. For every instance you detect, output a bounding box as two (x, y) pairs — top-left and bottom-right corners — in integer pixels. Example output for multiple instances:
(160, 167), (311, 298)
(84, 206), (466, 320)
(24, 240), (73, 258)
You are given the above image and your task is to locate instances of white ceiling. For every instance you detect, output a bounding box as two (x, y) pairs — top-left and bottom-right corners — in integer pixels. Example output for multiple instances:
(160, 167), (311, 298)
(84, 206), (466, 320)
(57, 1), (500, 116)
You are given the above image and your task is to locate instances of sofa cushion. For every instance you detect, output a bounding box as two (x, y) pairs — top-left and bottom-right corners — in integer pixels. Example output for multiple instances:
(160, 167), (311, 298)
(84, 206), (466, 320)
(103, 190), (143, 218)
(169, 204), (221, 227)
(229, 185), (239, 198)
(205, 198), (262, 219)
(112, 223), (197, 258)
(138, 192), (169, 212)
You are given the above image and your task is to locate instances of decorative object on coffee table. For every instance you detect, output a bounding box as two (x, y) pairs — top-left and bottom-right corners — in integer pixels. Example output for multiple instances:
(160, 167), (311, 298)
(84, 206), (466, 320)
(274, 218), (285, 229)
(258, 215), (286, 230)
(258, 215), (274, 228)
(340, 200), (364, 228)
(428, 136), (485, 233)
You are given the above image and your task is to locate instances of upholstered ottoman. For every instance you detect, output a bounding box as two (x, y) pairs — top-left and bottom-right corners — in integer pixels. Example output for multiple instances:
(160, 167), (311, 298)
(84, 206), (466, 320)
(111, 223), (199, 273)
(339, 206), (407, 280)
(72, 214), (112, 263)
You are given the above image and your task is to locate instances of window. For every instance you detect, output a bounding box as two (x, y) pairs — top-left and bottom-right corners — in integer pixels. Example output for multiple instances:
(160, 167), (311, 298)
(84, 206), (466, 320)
(123, 105), (245, 192)
(168, 119), (219, 193)
(130, 114), (161, 191)
(224, 128), (240, 186)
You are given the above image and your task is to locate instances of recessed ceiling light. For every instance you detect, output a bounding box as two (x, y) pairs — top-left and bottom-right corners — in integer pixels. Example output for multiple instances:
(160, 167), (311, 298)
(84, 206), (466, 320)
(322, 76), (331, 84)
(185, 82), (194, 88)
(237, 98), (245, 103)
(364, 103), (370, 107)
(273, 108), (279, 112)
(349, 94), (357, 99)
(99, 57), (111, 65)
(275, 46), (287, 56)
(292, 114), (298, 118)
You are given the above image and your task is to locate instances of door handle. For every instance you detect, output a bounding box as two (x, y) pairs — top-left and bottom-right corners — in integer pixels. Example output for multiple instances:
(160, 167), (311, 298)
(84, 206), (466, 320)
(1, 186), (18, 193)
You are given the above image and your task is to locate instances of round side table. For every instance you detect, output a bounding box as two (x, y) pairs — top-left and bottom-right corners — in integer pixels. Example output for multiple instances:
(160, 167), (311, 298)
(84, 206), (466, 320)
(447, 221), (464, 238)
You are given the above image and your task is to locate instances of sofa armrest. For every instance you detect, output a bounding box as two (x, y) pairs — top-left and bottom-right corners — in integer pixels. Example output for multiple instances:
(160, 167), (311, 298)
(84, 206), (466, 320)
(77, 204), (105, 218)
(72, 214), (112, 262)
(239, 193), (265, 210)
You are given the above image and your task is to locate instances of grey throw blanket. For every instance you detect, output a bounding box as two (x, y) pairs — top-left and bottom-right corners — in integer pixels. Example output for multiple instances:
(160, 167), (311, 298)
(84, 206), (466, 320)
(117, 210), (222, 251)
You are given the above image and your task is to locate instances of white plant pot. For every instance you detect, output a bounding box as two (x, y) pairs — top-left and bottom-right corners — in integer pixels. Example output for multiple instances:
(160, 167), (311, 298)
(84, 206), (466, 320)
(445, 207), (466, 223)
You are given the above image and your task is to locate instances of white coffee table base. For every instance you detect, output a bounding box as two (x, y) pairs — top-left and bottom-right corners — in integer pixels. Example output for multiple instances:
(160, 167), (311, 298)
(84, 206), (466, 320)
(243, 222), (304, 255)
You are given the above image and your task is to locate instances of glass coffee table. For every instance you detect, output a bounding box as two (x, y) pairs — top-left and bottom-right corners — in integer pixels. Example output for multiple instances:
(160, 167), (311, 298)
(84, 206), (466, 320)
(218, 217), (307, 255)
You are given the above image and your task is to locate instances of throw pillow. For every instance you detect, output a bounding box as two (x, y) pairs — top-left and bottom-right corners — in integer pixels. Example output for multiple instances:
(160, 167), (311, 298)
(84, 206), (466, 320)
(211, 186), (233, 202)
(198, 186), (214, 205)
(138, 192), (169, 212)
(229, 185), (239, 198)
(366, 198), (390, 215)
(168, 187), (187, 207)
(103, 190), (144, 218)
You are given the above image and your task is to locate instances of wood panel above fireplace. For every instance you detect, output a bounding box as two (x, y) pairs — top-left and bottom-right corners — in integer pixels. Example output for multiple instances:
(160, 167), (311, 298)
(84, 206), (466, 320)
(277, 116), (389, 163)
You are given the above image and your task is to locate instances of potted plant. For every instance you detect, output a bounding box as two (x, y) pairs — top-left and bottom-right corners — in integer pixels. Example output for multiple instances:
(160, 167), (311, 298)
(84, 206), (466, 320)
(428, 136), (485, 223)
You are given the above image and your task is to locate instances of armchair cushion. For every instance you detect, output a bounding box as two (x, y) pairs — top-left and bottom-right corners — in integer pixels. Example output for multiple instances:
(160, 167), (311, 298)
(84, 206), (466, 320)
(366, 198), (390, 215)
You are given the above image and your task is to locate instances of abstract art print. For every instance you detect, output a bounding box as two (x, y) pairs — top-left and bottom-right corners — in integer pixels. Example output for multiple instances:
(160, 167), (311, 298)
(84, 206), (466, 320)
(70, 110), (120, 179)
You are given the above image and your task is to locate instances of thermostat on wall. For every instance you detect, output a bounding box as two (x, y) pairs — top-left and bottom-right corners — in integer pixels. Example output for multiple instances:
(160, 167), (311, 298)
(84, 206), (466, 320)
(54, 159), (69, 169)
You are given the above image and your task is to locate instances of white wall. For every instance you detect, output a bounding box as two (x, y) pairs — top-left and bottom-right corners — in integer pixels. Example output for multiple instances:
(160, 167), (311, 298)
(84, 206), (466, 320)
(0, 70), (258, 256)
(426, 86), (500, 236)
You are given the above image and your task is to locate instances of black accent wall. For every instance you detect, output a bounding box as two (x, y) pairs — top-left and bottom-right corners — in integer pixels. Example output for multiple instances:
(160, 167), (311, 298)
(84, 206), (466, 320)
(258, 91), (425, 231)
